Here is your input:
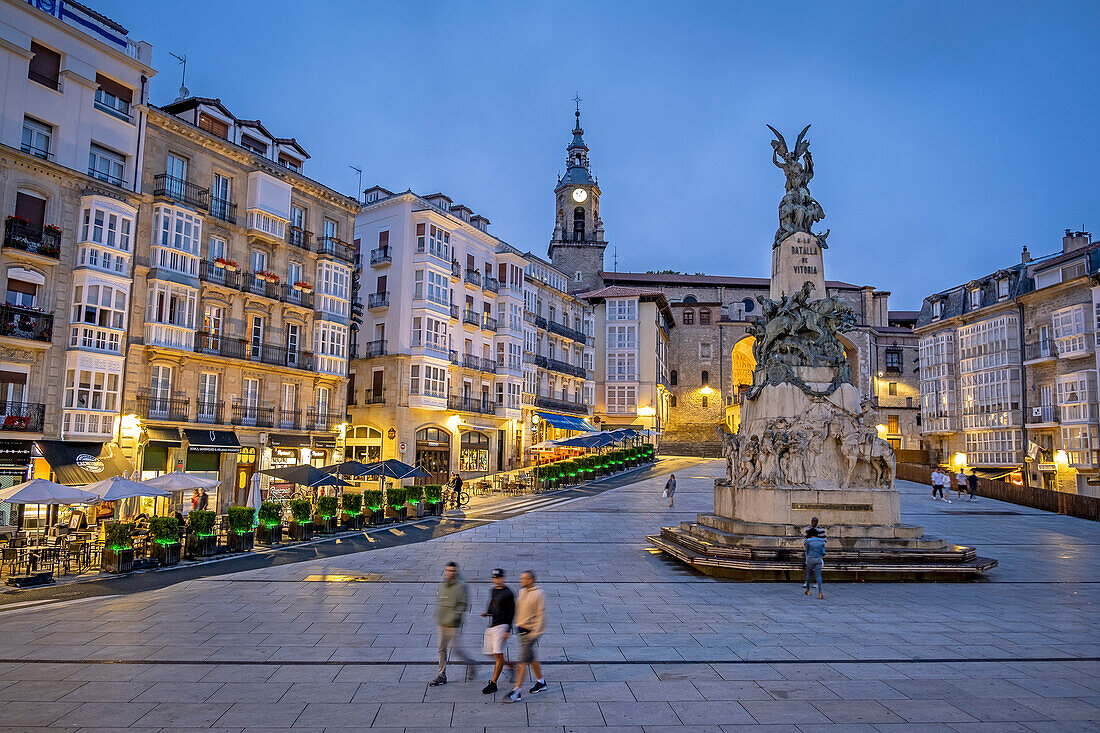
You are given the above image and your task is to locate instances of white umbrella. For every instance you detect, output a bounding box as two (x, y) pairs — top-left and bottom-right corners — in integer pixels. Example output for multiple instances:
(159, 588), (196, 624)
(142, 470), (220, 491)
(245, 473), (262, 527)
(0, 479), (100, 544)
(83, 475), (171, 502)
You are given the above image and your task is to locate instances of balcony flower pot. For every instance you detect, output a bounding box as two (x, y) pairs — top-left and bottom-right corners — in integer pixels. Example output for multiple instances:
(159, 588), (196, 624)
(288, 520), (314, 540)
(255, 522), (282, 545)
(213, 260), (226, 269)
(225, 264), (238, 272)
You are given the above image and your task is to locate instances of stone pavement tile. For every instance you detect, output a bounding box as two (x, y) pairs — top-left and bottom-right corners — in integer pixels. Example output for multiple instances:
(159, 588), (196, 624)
(691, 681), (772, 701)
(130, 680), (224, 702)
(948, 723), (1035, 732)
(717, 726), (798, 732)
(769, 662), (849, 680)
(331, 664), (407, 683)
(597, 701), (680, 726)
(129, 663), (212, 682)
(880, 699), (979, 723)
(1009, 676), (1099, 697)
(277, 681), (361, 703)
(267, 665), (340, 683)
(563, 728), (641, 733)
(64, 663), (155, 681)
(0, 661), (85, 680)
(266, 645), (337, 662)
(642, 726), (723, 733)
(59, 680), (155, 702)
(562, 680), (636, 701)
(544, 663), (597, 681)
(739, 700), (831, 725)
(668, 700), (755, 725)
(949, 697), (1053, 722)
(810, 699), (906, 724)
(488, 728), (563, 733)
(373, 700), (451, 726)
(885, 662), (955, 679)
(52, 701), (157, 727)
(349, 681), (427, 702)
(198, 663), (279, 683)
(794, 726), (878, 733)
(131, 702), (236, 728)
(72, 728), (167, 733)
(592, 664), (659, 681)
(867, 721), (956, 731)
(711, 663), (785, 681)
(452, 700), (529, 727)
(1023, 722), (1100, 732)
(653, 663), (722, 680)
(215, 701), (307, 728)
(524, 701), (605, 726)
(822, 679), (909, 699)
(1016, 696), (1100, 720)
(0, 678), (84, 700)
(759, 680), (841, 701)
(627, 680), (705, 701)
(424, 681), (513, 701)
(885, 679), (968, 699)
(204, 680), (292, 703)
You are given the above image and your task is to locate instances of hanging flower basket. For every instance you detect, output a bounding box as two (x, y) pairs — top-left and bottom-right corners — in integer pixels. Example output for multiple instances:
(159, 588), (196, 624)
(293, 281), (313, 292)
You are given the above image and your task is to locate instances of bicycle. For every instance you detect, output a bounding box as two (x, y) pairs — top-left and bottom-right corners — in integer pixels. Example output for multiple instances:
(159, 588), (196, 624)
(444, 487), (470, 510)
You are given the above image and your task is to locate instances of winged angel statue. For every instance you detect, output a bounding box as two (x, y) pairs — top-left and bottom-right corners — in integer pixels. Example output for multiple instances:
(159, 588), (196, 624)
(768, 124), (828, 248)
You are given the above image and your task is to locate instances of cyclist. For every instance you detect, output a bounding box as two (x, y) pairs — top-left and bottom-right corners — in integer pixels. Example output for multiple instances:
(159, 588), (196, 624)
(446, 472), (465, 509)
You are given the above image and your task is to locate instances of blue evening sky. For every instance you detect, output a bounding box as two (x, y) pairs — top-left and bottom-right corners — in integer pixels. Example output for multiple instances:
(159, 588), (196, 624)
(98, 0), (1099, 308)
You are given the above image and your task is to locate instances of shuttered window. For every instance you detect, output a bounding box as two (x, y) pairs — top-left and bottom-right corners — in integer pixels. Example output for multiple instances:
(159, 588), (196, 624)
(28, 42), (60, 89)
(14, 192), (46, 227)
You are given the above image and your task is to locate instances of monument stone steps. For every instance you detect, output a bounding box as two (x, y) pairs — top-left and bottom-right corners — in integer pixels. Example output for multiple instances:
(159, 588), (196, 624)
(696, 513), (928, 542)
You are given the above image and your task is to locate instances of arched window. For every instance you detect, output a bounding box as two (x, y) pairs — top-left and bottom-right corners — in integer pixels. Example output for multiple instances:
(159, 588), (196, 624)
(573, 207), (585, 241)
(701, 396), (708, 408)
(670, 395), (677, 407)
(683, 295), (698, 304)
(701, 370), (709, 387)
(669, 370), (678, 386)
(683, 309), (695, 325)
(742, 297), (755, 313)
(699, 309), (711, 325)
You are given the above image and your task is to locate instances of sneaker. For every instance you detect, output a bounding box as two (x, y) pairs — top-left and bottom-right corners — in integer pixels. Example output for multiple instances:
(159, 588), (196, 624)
(429, 674), (447, 687)
(482, 681), (498, 695)
(529, 680), (547, 694)
(504, 688), (522, 703)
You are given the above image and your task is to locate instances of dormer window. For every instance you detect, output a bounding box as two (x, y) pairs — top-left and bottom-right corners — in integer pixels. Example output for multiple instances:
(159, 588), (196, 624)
(997, 278), (1009, 299)
(932, 300), (943, 319)
(197, 112), (229, 139)
(969, 288), (981, 309)
(278, 155), (300, 172)
(240, 134), (268, 156)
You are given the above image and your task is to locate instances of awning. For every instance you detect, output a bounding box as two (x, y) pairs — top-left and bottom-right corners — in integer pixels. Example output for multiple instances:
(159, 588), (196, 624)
(270, 434), (310, 448)
(144, 426), (181, 445)
(183, 429), (241, 453)
(534, 411), (596, 432)
(33, 441), (132, 486)
(313, 437), (336, 448)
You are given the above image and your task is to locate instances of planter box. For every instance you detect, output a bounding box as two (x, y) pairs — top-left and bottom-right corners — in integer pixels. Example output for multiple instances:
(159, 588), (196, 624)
(367, 508), (384, 525)
(151, 542), (181, 566)
(289, 521), (314, 541)
(312, 516), (337, 534)
(342, 513), (364, 530)
(423, 502), (441, 516)
(255, 523), (282, 545)
(405, 501), (423, 518)
(227, 531), (254, 553)
(384, 506), (407, 522)
(186, 533), (217, 558)
(101, 547), (134, 574)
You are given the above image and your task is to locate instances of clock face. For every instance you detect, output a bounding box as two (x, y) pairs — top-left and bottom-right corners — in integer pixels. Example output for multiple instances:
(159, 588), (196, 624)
(571, 188), (588, 203)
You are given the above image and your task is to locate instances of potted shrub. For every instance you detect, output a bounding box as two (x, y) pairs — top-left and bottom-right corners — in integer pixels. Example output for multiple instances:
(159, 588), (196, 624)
(341, 492), (363, 529)
(227, 506), (255, 552)
(101, 522), (135, 573)
(314, 496), (338, 533)
(363, 489), (384, 524)
(255, 501), (283, 544)
(186, 510), (217, 557)
(288, 498), (314, 540)
(423, 484), (443, 515)
(404, 485), (424, 518)
(384, 487), (407, 522)
(149, 516), (181, 566)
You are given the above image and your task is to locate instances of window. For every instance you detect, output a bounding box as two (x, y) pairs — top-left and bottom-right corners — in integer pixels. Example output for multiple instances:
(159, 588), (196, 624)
(1053, 304), (1089, 357)
(607, 352), (637, 381)
(21, 117), (51, 159)
(149, 364), (172, 404)
(573, 207), (585, 241)
(243, 378), (260, 409)
(211, 174), (232, 219)
(997, 278), (1009, 299)
(969, 288), (981, 309)
(207, 236), (226, 262)
(932, 300), (943, 319)
(701, 396), (708, 408)
(887, 415), (899, 434)
(146, 283), (195, 329)
(88, 144), (125, 186)
(250, 315), (264, 358)
(198, 112), (229, 139)
(28, 42), (61, 89)
(699, 309), (711, 325)
(885, 348), (902, 373)
(606, 299), (637, 321)
(152, 205), (202, 275)
(683, 309), (695, 325)
(203, 305), (222, 345)
(315, 323), (349, 376)
(70, 283), (127, 352)
(323, 218), (338, 240)
(94, 74), (132, 120)
(64, 368), (120, 412)
(888, 382), (898, 396)
(278, 156), (300, 172)
(14, 191), (46, 228)
(6, 277), (38, 309)
(699, 342), (712, 360)
(702, 370), (710, 387)
(575, 271), (582, 282)
(606, 385), (636, 414)
(240, 134), (267, 155)
(607, 324), (637, 349)
(670, 370), (678, 386)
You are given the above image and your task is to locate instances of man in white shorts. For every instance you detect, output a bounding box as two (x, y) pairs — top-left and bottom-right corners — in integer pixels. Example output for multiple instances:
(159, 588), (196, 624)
(480, 568), (515, 695)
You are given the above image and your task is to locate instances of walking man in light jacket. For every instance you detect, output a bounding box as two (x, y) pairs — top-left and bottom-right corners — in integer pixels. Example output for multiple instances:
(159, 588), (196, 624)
(430, 561), (476, 686)
(505, 570), (546, 702)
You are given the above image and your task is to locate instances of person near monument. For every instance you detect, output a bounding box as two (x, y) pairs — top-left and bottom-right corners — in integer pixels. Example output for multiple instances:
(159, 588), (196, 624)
(481, 568), (515, 695)
(803, 523), (827, 599)
(955, 470), (969, 500)
(430, 561), (476, 686)
(806, 516), (825, 537)
(663, 474), (677, 507)
(966, 472), (979, 502)
(506, 570), (546, 702)
(930, 468), (944, 501)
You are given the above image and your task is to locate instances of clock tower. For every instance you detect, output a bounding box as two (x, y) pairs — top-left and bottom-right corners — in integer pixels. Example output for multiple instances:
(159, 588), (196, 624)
(548, 105), (607, 294)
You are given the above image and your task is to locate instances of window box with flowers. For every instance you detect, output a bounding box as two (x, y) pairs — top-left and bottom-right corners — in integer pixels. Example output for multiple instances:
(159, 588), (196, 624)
(214, 257), (238, 272)
(256, 270), (279, 284)
(292, 281), (313, 293)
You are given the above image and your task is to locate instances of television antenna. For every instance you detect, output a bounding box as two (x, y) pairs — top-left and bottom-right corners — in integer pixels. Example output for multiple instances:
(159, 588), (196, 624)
(169, 52), (189, 101)
(350, 166), (363, 204)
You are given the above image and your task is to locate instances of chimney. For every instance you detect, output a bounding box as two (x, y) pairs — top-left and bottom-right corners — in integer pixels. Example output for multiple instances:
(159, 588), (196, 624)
(1021, 245), (1031, 263)
(1063, 229), (1091, 254)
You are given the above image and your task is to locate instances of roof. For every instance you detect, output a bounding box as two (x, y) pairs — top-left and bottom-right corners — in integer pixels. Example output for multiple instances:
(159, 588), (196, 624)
(67, 0), (128, 34)
(889, 310), (920, 321)
(160, 96), (235, 120)
(600, 271), (864, 290)
(581, 285), (676, 327)
(237, 119), (275, 139)
(275, 138), (310, 158)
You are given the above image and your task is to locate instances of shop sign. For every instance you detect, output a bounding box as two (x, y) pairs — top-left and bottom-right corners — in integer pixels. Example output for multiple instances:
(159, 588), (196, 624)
(273, 448), (298, 459)
(75, 454), (105, 473)
(310, 449), (327, 459)
(1037, 462), (1057, 472)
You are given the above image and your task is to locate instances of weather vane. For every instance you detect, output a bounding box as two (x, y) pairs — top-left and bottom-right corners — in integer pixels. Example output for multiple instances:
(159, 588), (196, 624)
(573, 92), (582, 113)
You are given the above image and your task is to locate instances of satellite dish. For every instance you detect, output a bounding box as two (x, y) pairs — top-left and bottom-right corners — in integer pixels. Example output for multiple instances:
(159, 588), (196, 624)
(175, 85), (190, 102)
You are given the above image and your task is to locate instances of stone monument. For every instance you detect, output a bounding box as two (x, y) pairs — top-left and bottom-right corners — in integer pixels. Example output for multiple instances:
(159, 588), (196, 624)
(649, 126), (996, 580)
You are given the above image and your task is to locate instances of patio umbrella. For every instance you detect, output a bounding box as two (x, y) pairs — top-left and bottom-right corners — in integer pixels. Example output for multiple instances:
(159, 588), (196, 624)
(259, 463), (350, 488)
(321, 460), (375, 477)
(84, 475), (171, 502)
(245, 473), (263, 527)
(0, 479), (100, 543)
(142, 470), (220, 492)
(358, 459), (421, 479)
(398, 465), (432, 479)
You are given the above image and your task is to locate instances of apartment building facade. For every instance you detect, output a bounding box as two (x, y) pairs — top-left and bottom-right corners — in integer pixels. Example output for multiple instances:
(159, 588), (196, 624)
(915, 231), (1099, 494)
(347, 189), (530, 483)
(120, 97), (357, 510)
(0, 0), (152, 502)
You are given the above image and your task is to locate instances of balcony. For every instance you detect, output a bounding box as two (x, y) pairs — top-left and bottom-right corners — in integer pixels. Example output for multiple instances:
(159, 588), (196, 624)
(534, 315), (548, 330)
(194, 331), (314, 372)
(483, 277), (499, 294)
(481, 315), (498, 332)
(1028, 404), (1059, 425)
(370, 246), (391, 266)
(136, 394), (190, 422)
(448, 394), (495, 415)
(0, 304), (53, 346)
(232, 401), (274, 428)
(278, 409), (303, 430)
(922, 415), (958, 434)
(209, 197), (237, 224)
(451, 261), (461, 279)
(0, 401), (45, 432)
(153, 174), (209, 210)
(240, 274), (283, 300)
(364, 389), (385, 405)
(360, 339), (387, 358)
(547, 319), (588, 344)
(308, 408), (342, 431)
(287, 226), (312, 251)
(462, 309), (481, 327)
(3, 217), (61, 261)
(534, 394), (590, 416)
(1024, 340), (1058, 363)
(464, 269), (481, 288)
(144, 322), (194, 351)
(368, 291), (389, 309)
(195, 401), (224, 425)
(316, 236), (354, 264)
(198, 262), (314, 308)
(535, 354), (586, 378)
(449, 304), (459, 320)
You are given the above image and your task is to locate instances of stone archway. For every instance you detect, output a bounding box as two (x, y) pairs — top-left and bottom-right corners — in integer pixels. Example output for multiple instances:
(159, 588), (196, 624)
(729, 336), (756, 432)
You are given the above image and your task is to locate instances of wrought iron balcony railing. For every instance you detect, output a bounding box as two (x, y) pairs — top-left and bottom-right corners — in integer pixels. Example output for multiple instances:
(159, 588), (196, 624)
(153, 174), (210, 209)
(209, 197), (237, 224)
(136, 394), (190, 422)
(0, 401), (45, 432)
(315, 236), (354, 263)
(287, 226), (312, 251)
(3, 218), (61, 259)
(363, 389), (385, 405)
(370, 246), (391, 265)
(360, 339), (387, 358)
(368, 291), (389, 309)
(232, 401), (274, 428)
(447, 394), (495, 415)
(195, 400), (224, 425)
(464, 269), (481, 287)
(534, 394), (590, 415)
(0, 304), (53, 343)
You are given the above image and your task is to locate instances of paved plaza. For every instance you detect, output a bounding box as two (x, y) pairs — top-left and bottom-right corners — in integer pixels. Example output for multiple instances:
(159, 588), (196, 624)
(0, 457), (1097, 731)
